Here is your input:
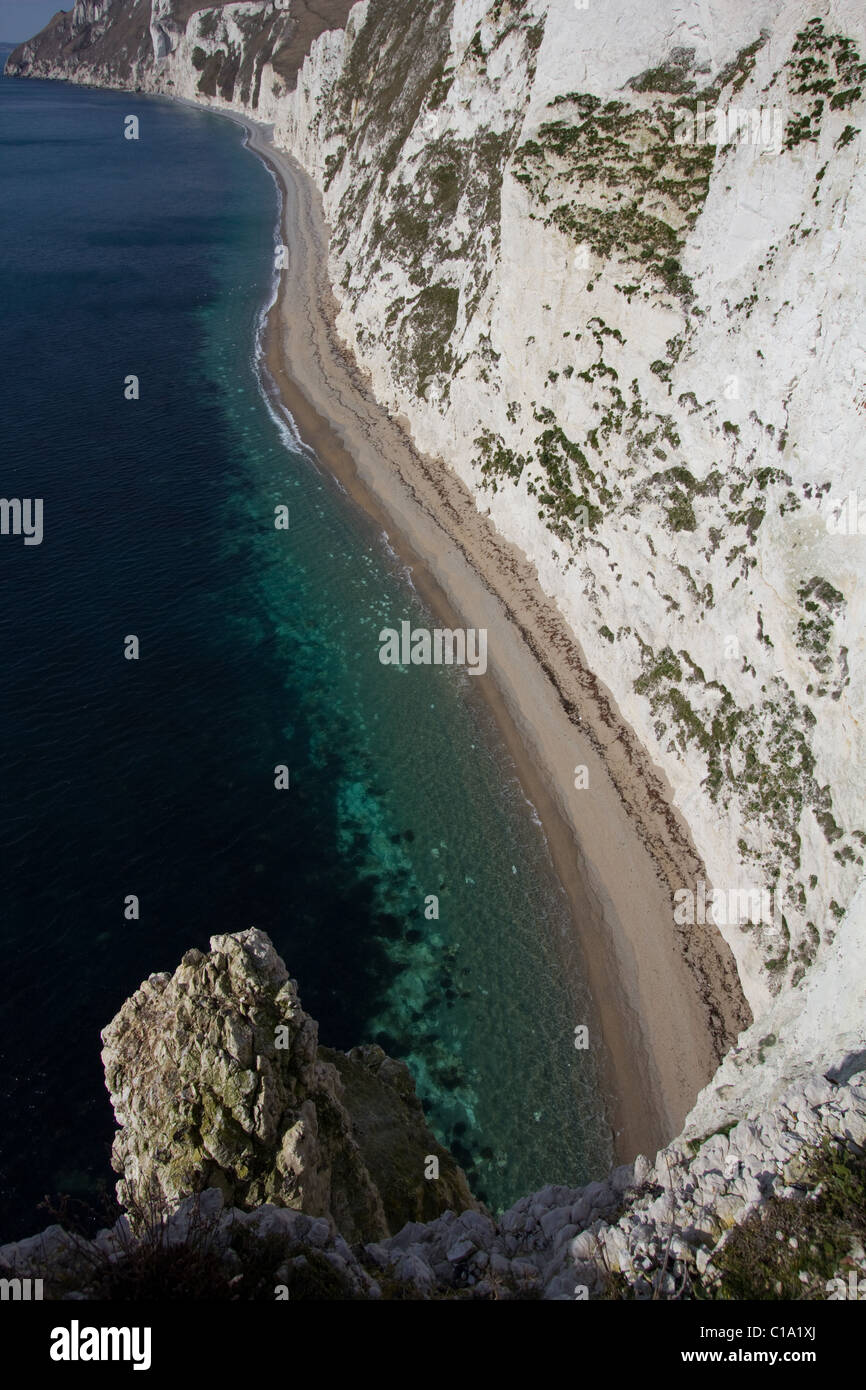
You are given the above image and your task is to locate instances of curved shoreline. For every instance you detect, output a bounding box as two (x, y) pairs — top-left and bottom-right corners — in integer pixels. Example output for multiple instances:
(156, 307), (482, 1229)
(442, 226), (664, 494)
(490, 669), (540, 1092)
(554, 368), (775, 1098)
(232, 112), (751, 1164)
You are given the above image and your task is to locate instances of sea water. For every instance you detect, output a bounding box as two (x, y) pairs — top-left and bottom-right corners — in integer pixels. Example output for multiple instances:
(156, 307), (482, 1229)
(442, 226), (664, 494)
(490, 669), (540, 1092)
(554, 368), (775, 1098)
(0, 73), (612, 1237)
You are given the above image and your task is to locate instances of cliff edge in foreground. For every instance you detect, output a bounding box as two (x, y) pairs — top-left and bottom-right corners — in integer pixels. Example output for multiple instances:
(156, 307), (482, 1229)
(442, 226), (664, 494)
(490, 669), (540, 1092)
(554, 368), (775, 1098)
(0, 930), (863, 1299)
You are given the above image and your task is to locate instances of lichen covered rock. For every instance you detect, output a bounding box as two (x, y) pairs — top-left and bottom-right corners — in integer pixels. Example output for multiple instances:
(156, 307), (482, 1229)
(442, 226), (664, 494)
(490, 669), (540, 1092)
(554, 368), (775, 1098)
(101, 928), (477, 1242)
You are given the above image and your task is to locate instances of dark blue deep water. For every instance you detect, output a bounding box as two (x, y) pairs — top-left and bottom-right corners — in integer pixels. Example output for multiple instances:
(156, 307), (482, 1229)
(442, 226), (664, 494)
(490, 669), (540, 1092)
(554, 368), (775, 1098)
(0, 74), (611, 1239)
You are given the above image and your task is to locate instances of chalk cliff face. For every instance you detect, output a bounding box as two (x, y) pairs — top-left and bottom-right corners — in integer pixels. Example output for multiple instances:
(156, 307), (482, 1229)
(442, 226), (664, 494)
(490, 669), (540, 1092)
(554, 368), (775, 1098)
(272, 0), (866, 1022)
(6, 0), (357, 96)
(6, 0), (866, 1238)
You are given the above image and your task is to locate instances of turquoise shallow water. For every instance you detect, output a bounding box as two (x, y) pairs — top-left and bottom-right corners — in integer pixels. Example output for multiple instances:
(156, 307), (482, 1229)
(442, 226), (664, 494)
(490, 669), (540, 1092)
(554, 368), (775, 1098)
(0, 73), (611, 1237)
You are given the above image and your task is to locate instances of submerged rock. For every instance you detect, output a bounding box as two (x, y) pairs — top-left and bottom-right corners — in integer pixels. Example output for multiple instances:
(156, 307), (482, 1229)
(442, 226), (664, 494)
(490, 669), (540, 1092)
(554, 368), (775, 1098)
(100, 928), (478, 1243)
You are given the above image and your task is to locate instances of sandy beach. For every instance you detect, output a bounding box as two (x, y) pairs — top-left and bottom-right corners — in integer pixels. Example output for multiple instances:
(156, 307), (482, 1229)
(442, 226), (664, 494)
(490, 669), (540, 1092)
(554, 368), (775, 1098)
(233, 114), (751, 1165)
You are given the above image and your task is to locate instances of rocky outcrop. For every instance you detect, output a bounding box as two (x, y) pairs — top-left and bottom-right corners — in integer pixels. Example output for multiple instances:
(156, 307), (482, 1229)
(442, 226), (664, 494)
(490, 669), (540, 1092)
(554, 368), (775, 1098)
(2, 1033), (863, 1298)
(571, 1067), (866, 1300)
(0, 928), (860, 1299)
(100, 929), (477, 1243)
